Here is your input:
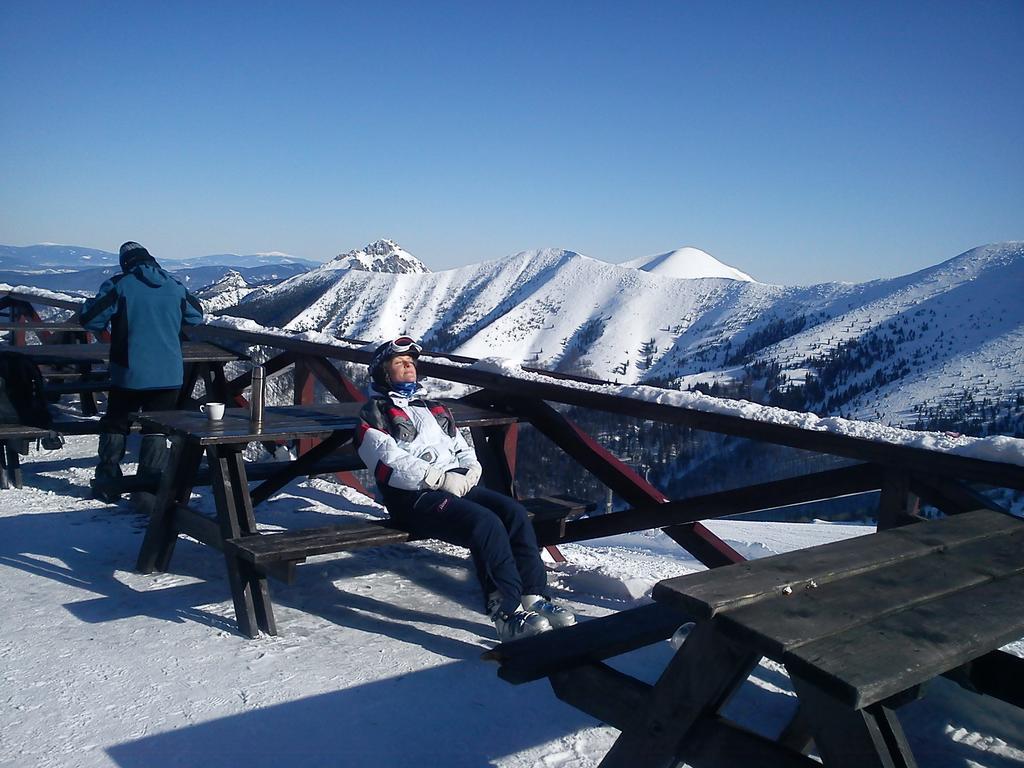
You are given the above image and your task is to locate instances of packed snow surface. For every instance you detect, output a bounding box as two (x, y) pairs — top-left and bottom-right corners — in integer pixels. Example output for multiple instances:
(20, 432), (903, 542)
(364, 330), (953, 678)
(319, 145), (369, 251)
(2, 434), (1023, 767)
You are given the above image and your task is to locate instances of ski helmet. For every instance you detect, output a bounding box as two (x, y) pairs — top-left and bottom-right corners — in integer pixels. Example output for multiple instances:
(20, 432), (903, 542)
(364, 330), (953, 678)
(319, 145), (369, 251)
(370, 336), (422, 391)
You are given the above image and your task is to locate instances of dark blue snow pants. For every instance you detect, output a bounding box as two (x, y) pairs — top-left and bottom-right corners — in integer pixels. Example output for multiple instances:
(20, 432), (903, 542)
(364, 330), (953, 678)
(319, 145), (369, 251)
(389, 486), (548, 616)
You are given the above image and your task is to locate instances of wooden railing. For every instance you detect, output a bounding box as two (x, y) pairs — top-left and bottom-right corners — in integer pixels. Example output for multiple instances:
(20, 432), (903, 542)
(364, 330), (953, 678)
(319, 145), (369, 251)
(7, 287), (1023, 553)
(6, 286), (1024, 691)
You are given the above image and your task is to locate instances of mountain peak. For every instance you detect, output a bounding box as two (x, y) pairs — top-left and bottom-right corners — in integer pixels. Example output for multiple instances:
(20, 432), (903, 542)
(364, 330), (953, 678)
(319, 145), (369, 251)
(207, 269), (250, 291)
(325, 239), (430, 274)
(621, 246), (755, 282)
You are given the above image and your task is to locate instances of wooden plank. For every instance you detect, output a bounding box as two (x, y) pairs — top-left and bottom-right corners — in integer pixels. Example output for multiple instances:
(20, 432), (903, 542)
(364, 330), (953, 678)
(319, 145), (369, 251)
(876, 469), (922, 530)
(172, 503), (223, 547)
(548, 662), (652, 732)
(683, 715), (823, 768)
(716, 526), (1024, 659)
(958, 649), (1024, 708)
(910, 474), (1009, 516)
(0, 321), (88, 331)
(249, 430), (351, 507)
(519, 494), (593, 521)
(190, 325), (1024, 489)
(483, 602), (687, 684)
(506, 394), (743, 568)
(0, 424), (53, 439)
(786, 570), (1024, 709)
(652, 510), (1021, 619)
(789, 674), (914, 768)
(558, 464), (880, 543)
(138, 400), (515, 445)
(227, 522), (412, 564)
(8, 340), (243, 365)
(3, 290), (83, 311)
(599, 620), (760, 768)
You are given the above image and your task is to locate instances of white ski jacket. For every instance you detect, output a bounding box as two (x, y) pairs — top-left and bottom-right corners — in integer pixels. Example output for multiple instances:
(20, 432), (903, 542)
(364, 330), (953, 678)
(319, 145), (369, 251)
(356, 390), (478, 492)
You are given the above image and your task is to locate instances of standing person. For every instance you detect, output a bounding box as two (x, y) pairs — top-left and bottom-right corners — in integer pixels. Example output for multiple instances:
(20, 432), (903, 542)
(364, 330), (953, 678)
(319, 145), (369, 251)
(80, 241), (205, 502)
(355, 336), (576, 642)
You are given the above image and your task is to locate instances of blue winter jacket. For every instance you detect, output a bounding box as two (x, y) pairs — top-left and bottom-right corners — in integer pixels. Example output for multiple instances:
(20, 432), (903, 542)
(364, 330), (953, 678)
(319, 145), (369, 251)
(80, 262), (205, 390)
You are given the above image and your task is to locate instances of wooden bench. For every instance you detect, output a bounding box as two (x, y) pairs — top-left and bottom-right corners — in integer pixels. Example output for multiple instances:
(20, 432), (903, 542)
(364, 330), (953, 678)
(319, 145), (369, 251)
(486, 509), (1024, 768)
(0, 423), (59, 488)
(225, 494), (594, 580)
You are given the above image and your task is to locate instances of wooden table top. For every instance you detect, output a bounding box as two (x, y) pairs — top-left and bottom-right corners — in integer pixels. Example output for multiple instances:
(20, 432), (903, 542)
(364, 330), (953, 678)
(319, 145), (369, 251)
(140, 400), (518, 445)
(0, 321), (90, 332)
(7, 340), (244, 365)
(652, 509), (1024, 708)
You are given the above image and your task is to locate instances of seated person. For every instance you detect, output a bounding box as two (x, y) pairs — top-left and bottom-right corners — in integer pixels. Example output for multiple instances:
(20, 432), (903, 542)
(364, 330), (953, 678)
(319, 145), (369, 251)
(356, 336), (575, 642)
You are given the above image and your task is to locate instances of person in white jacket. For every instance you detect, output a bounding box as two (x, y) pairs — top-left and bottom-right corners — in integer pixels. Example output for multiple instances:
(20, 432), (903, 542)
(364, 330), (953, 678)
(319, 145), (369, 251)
(355, 336), (575, 642)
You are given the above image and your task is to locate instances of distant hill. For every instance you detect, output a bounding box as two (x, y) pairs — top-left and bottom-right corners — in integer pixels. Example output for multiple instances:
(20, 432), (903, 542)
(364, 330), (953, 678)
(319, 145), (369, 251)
(0, 244), (120, 270)
(0, 243), (320, 272)
(620, 246), (755, 281)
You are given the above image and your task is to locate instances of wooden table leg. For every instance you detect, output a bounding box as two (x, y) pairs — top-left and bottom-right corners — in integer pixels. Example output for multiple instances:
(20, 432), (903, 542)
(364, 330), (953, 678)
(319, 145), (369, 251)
(599, 620), (760, 768)
(209, 362), (229, 403)
(136, 437), (203, 573)
(177, 363), (202, 409)
(208, 444), (276, 638)
(1, 440), (23, 489)
(789, 674), (917, 768)
(77, 362), (98, 416)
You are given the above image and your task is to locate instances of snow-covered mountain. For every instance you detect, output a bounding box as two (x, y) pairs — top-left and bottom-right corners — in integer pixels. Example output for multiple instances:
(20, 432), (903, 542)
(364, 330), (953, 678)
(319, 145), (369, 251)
(620, 246), (755, 281)
(226, 241), (1024, 435)
(324, 239), (430, 274)
(194, 270), (263, 313)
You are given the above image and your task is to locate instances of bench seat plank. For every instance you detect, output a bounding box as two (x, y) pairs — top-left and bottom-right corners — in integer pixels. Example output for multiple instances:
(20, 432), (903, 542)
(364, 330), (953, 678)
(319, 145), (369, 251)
(652, 509), (1019, 619)
(787, 570), (1024, 709)
(226, 496), (592, 568)
(483, 601), (686, 684)
(718, 526), (1024, 658)
(0, 424), (54, 439)
(228, 522), (412, 564)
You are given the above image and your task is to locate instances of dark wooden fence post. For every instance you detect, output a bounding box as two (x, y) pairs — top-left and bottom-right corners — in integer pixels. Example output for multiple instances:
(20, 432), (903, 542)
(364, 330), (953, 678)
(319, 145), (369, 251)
(877, 470), (921, 530)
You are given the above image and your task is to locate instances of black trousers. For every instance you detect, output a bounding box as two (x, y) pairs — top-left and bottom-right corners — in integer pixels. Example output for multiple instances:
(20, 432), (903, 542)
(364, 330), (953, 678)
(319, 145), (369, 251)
(99, 387), (179, 434)
(390, 486), (549, 616)
(95, 387), (179, 484)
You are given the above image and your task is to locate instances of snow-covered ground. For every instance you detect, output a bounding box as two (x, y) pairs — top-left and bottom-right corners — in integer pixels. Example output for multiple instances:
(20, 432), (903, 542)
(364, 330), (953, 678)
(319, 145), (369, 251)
(3, 435), (1023, 767)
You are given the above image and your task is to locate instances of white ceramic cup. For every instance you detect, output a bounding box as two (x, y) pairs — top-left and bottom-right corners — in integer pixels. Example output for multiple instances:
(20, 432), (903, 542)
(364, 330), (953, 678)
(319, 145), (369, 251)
(200, 402), (226, 421)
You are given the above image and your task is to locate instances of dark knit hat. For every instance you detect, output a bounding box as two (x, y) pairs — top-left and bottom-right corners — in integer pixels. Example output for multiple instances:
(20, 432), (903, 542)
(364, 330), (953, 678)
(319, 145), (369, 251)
(119, 241), (156, 272)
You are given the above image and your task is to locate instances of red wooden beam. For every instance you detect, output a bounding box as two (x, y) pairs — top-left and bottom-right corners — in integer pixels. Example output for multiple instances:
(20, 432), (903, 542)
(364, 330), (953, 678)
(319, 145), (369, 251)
(464, 390), (744, 569)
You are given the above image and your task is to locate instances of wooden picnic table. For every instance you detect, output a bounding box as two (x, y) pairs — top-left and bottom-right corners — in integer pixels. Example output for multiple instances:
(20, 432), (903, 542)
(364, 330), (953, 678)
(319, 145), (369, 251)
(10, 340), (245, 415)
(134, 400), (549, 638)
(9, 340), (241, 366)
(489, 509), (1024, 768)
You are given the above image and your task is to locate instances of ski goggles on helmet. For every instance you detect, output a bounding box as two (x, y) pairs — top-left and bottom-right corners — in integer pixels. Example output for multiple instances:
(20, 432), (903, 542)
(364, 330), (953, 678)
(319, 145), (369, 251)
(384, 336), (422, 357)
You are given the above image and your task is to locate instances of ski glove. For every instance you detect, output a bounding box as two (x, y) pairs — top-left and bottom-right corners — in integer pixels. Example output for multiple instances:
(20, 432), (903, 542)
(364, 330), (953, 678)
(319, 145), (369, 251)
(441, 471), (472, 497)
(423, 467), (445, 490)
(464, 461), (483, 488)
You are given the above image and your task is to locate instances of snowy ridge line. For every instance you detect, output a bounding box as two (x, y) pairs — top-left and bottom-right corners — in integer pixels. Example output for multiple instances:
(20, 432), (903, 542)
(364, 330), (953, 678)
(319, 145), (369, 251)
(202, 316), (1024, 470)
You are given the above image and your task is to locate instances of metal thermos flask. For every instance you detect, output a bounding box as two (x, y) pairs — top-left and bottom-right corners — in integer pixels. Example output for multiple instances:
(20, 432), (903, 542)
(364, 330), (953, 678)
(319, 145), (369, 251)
(250, 365), (266, 427)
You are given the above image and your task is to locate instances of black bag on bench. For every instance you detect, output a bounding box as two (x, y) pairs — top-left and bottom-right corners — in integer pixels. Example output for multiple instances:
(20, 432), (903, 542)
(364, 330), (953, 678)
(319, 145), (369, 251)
(0, 351), (64, 452)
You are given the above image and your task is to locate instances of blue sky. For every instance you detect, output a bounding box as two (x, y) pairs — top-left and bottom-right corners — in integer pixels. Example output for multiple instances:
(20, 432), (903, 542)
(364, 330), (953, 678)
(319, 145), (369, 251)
(1, 1), (1021, 285)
